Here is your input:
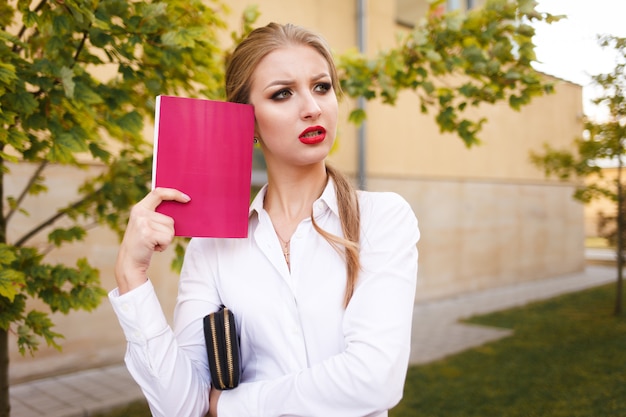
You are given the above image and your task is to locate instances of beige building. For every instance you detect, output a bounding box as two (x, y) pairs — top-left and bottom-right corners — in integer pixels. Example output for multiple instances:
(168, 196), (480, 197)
(8, 0), (585, 383)
(583, 166), (620, 239)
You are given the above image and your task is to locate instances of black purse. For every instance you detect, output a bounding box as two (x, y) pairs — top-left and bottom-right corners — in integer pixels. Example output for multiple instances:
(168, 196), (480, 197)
(203, 306), (241, 390)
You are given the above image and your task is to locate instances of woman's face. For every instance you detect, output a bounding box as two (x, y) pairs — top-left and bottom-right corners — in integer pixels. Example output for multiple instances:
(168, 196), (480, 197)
(248, 44), (338, 169)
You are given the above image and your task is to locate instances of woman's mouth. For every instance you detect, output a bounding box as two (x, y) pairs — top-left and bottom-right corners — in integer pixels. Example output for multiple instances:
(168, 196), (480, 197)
(299, 126), (326, 145)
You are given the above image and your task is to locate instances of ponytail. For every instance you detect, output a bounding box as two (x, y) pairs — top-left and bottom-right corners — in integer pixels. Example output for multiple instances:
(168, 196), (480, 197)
(312, 165), (361, 308)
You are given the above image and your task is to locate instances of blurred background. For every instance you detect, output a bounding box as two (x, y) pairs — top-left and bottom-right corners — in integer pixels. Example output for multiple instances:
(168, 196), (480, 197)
(5, 0), (624, 389)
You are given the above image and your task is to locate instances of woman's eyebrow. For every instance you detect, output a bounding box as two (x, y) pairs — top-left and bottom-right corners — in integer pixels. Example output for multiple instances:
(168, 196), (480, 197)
(264, 79), (294, 91)
(311, 73), (330, 81)
(264, 73), (330, 91)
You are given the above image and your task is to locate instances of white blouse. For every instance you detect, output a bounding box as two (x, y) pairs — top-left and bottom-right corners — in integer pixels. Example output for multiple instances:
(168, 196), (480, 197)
(109, 180), (419, 417)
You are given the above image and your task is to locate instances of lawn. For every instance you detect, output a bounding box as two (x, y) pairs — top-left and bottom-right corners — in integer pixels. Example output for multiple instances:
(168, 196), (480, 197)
(391, 282), (626, 417)
(97, 283), (626, 417)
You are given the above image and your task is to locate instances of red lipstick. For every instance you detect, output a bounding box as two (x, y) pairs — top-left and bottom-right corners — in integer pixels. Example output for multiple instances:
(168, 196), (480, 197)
(299, 126), (326, 145)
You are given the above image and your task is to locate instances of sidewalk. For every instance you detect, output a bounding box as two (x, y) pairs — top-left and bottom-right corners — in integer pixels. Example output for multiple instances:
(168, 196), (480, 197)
(9, 265), (618, 417)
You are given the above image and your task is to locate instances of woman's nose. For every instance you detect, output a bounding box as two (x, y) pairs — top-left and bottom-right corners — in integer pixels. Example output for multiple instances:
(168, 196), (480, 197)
(300, 93), (322, 120)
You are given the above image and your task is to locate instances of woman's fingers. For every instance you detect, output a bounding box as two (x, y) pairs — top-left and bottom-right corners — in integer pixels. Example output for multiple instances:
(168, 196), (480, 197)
(132, 188), (190, 251)
(115, 188), (190, 293)
(140, 187), (191, 211)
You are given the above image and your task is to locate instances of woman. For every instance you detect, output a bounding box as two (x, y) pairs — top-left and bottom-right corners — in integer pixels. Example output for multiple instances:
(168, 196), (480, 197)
(110, 22), (419, 417)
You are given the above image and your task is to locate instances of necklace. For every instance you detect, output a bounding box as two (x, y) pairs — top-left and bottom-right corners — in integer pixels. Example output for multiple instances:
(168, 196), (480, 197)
(277, 235), (290, 266)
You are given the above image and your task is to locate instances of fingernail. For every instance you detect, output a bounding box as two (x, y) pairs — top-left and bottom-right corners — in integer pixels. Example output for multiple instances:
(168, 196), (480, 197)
(182, 193), (191, 202)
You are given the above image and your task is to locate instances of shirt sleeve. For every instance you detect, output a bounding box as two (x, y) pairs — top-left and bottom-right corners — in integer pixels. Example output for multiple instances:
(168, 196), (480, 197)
(218, 192), (420, 417)
(108, 278), (211, 417)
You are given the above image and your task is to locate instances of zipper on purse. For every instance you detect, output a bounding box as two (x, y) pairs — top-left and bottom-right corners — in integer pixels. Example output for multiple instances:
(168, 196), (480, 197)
(209, 314), (225, 389)
(224, 308), (235, 388)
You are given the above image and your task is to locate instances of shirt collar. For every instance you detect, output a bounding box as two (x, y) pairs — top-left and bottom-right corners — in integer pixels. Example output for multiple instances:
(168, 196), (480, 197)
(249, 177), (339, 219)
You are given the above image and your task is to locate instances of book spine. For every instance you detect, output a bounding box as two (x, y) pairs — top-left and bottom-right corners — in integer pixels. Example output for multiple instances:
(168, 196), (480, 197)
(151, 95), (162, 191)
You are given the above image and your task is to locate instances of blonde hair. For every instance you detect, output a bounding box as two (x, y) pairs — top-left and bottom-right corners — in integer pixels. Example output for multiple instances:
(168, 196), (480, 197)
(226, 23), (361, 307)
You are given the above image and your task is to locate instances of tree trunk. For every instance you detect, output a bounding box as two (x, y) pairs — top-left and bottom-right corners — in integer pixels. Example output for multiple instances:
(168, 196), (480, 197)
(0, 150), (9, 415)
(616, 159), (624, 316)
(0, 328), (9, 417)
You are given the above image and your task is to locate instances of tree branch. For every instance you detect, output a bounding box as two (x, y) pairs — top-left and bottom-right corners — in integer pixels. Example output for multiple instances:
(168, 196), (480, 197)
(5, 160), (48, 224)
(11, 0), (48, 54)
(71, 29), (90, 68)
(40, 220), (100, 256)
(13, 187), (101, 248)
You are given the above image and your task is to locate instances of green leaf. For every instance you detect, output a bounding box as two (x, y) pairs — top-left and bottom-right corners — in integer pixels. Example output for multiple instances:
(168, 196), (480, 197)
(0, 245), (16, 264)
(0, 268), (25, 302)
(53, 14), (71, 34)
(0, 150), (19, 163)
(22, 310), (64, 353)
(45, 35), (66, 56)
(425, 50), (442, 62)
(4, 91), (38, 117)
(0, 61), (17, 86)
(115, 110), (143, 133)
(58, 131), (89, 153)
(143, 2), (168, 19)
(0, 294), (26, 330)
(88, 142), (111, 162)
(348, 108), (367, 125)
(60, 66), (75, 99)
(48, 139), (76, 164)
(0, 2), (15, 27)
(6, 128), (29, 151)
(74, 82), (104, 105)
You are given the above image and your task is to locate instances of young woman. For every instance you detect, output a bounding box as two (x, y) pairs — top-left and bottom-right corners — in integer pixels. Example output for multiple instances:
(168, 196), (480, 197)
(110, 22), (419, 417)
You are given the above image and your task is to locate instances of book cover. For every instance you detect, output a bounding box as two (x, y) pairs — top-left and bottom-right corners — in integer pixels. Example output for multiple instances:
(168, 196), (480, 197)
(152, 95), (254, 238)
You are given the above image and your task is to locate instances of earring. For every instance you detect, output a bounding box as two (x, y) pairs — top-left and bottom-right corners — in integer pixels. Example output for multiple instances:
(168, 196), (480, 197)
(253, 137), (259, 144)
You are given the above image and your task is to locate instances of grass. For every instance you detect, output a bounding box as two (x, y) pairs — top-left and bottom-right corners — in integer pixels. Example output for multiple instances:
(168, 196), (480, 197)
(391, 282), (626, 417)
(585, 236), (612, 249)
(93, 400), (151, 417)
(97, 283), (626, 417)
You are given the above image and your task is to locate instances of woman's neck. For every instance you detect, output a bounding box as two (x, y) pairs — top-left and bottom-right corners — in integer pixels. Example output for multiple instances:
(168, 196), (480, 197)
(264, 162), (328, 237)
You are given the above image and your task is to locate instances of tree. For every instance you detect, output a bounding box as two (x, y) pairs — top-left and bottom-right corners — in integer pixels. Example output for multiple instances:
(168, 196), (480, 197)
(338, 0), (559, 147)
(0, 0), (557, 414)
(530, 34), (626, 316)
(0, 0), (248, 415)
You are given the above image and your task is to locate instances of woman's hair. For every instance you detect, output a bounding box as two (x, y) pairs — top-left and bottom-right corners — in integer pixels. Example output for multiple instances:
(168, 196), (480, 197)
(226, 23), (361, 307)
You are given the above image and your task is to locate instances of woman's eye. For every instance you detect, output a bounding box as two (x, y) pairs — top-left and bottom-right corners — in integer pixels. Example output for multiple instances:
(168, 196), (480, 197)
(271, 89), (292, 100)
(314, 82), (332, 93)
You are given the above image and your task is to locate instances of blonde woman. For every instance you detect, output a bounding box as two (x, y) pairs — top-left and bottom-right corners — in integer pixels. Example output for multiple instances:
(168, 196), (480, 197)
(110, 22), (419, 417)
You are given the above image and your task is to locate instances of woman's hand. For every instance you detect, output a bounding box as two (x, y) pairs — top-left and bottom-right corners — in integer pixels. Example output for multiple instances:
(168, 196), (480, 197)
(208, 387), (221, 417)
(114, 187), (190, 294)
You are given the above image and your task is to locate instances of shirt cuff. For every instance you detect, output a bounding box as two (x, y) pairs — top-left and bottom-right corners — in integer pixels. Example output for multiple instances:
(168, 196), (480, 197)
(108, 280), (169, 345)
(218, 383), (257, 417)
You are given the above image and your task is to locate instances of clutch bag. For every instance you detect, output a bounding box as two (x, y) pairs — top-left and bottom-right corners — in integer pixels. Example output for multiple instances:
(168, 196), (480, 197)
(203, 306), (241, 390)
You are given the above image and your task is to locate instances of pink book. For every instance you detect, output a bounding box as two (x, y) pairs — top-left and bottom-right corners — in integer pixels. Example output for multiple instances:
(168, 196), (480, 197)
(152, 95), (254, 238)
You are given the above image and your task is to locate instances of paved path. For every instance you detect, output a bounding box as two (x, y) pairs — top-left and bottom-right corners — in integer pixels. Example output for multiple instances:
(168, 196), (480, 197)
(410, 264), (616, 364)
(9, 264), (618, 417)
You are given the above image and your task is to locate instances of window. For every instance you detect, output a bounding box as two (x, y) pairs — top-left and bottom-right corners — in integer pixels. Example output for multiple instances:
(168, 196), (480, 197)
(396, 0), (480, 27)
(447, 0), (461, 10)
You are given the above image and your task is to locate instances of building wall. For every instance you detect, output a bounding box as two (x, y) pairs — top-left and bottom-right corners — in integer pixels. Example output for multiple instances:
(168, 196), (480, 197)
(369, 176), (585, 301)
(583, 167), (619, 239)
(8, 0), (585, 383)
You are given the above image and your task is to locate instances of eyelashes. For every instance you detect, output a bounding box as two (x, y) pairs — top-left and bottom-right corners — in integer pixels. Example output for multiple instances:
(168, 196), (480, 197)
(270, 82), (333, 101)
(315, 82), (332, 93)
(271, 89), (292, 100)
